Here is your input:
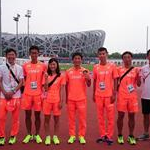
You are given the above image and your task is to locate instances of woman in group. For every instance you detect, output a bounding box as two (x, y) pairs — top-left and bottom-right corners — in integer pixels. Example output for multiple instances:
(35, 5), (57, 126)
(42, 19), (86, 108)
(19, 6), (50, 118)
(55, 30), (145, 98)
(43, 58), (65, 145)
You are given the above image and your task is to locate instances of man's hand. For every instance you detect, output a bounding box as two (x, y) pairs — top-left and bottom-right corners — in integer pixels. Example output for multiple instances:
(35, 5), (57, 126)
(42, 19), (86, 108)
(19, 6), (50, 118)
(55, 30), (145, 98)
(45, 72), (48, 80)
(111, 91), (117, 104)
(83, 70), (90, 80)
(4, 91), (14, 100)
(83, 70), (91, 87)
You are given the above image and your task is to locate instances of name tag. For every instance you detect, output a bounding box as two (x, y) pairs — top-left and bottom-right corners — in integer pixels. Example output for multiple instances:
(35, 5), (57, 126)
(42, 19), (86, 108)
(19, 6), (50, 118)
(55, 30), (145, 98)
(99, 82), (105, 90)
(30, 81), (37, 89)
(127, 84), (134, 93)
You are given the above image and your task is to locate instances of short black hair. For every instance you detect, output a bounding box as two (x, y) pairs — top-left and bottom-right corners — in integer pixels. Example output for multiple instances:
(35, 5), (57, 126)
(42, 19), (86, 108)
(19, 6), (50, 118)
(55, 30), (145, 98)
(147, 49), (150, 56)
(5, 48), (17, 56)
(72, 52), (83, 60)
(29, 45), (40, 53)
(97, 47), (108, 53)
(122, 51), (133, 59)
(47, 58), (60, 76)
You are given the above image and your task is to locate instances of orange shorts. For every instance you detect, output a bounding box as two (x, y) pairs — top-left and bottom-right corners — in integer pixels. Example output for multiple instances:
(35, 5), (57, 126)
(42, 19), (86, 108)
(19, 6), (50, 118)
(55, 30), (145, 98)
(21, 94), (42, 111)
(43, 100), (61, 116)
(117, 94), (138, 113)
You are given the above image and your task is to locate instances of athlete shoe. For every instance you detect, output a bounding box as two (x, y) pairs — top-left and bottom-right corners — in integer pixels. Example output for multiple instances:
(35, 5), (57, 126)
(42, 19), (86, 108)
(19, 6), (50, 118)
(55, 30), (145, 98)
(34, 135), (42, 144)
(79, 136), (86, 144)
(106, 137), (113, 145)
(96, 136), (107, 143)
(68, 136), (76, 144)
(22, 134), (33, 144)
(8, 136), (17, 145)
(45, 136), (51, 145)
(0, 137), (5, 146)
(136, 133), (149, 141)
(117, 135), (124, 144)
(53, 135), (60, 145)
(127, 135), (136, 145)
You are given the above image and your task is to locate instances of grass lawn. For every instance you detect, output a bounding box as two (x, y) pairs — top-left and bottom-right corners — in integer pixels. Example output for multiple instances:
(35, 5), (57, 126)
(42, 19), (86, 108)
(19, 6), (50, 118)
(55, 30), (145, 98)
(60, 63), (94, 71)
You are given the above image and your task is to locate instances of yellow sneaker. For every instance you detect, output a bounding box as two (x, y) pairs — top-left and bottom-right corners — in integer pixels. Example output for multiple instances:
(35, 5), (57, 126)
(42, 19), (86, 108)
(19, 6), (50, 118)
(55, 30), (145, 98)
(22, 134), (33, 144)
(34, 135), (42, 144)
(45, 136), (51, 145)
(53, 135), (60, 145)
(79, 136), (86, 144)
(68, 136), (76, 144)
(0, 137), (5, 146)
(8, 136), (17, 145)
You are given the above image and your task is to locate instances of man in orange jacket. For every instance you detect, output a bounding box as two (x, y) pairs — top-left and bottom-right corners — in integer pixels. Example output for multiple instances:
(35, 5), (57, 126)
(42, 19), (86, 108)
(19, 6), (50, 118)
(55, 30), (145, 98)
(22, 46), (46, 144)
(117, 51), (141, 145)
(93, 47), (118, 145)
(66, 52), (91, 144)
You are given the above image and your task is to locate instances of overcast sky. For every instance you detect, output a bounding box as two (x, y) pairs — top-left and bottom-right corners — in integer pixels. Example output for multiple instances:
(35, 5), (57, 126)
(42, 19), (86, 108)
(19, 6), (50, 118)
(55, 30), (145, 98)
(1, 0), (150, 53)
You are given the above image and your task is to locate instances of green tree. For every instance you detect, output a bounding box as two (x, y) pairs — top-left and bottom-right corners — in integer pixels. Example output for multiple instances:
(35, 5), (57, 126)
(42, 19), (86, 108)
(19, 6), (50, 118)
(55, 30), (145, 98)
(109, 52), (121, 59)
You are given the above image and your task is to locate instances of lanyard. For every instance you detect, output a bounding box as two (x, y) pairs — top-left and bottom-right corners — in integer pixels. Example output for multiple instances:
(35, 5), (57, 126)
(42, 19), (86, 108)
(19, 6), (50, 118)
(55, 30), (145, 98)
(9, 65), (17, 88)
(124, 69), (134, 85)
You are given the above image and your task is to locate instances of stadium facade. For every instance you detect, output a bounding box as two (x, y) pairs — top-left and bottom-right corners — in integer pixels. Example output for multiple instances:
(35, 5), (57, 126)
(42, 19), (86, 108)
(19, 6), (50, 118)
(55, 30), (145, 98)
(1, 30), (105, 58)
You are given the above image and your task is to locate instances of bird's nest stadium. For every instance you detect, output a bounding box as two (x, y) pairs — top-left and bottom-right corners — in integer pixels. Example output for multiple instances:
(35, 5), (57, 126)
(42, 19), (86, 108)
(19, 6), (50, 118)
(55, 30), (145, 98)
(1, 30), (105, 58)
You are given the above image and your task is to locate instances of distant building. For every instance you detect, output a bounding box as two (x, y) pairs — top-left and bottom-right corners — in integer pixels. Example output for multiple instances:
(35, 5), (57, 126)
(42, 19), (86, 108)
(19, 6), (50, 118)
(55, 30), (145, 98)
(2, 30), (105, 58)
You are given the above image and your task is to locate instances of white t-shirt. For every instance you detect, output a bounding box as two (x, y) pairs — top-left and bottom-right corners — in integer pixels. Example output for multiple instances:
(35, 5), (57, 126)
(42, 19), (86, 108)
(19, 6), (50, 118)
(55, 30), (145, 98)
(0, 62), (24, 98)
(140, 64), (150, 99)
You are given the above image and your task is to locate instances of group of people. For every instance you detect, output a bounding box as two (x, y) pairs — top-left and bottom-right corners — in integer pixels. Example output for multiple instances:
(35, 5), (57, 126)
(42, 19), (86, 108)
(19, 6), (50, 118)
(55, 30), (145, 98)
(0, 46), (150, 146)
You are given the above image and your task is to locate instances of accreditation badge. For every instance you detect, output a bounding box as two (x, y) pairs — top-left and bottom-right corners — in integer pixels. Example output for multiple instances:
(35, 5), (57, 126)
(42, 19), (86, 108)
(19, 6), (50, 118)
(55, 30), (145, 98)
(99, 82), (105, 90)
(127, 84), (134, 93)
(30, 81), (37, 89)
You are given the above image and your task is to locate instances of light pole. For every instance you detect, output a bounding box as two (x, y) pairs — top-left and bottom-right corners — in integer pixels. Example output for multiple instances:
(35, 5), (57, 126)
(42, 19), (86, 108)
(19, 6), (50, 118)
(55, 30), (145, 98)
(25, 10), (31, 57)
(0, 0), (2, 56)
(13, 14), (20, 53)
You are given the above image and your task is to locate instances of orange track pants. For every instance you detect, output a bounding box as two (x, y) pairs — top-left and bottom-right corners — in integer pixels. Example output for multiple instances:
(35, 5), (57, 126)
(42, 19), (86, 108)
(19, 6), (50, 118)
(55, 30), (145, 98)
(0, 98), (20, 137)
(67, 100), (86, 137)
(95, 96), (115, 139)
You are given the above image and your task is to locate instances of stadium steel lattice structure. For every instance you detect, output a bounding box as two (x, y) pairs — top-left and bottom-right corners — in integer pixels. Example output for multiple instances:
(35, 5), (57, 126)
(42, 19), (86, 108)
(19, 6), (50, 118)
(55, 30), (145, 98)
(1, 30), (105, 58)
